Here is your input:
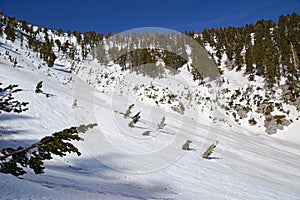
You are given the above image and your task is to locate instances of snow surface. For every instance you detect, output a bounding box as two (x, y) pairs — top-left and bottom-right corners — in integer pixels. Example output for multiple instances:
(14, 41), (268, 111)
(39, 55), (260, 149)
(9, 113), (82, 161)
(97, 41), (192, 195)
(1, 29), (300, 200)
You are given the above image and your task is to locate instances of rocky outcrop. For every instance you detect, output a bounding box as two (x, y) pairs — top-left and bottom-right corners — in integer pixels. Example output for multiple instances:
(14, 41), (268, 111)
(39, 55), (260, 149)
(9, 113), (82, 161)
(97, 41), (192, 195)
(171, 104), (185, 115)
(234, 104), (248, 119)
(264, 115), (291, 135)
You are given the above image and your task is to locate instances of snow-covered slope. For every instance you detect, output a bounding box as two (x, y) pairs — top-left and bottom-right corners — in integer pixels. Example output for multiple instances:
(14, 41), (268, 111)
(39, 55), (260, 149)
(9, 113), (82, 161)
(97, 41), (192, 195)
(1, 24), (300, 200)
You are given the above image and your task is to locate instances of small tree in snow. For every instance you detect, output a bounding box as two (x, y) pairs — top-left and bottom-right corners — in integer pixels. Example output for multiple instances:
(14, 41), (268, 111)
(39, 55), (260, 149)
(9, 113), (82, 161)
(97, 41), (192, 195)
(35, 81), (43, 93)
(128, 111), (141, 128)
(124, 104), (134, 118)
(182, 140), (192, 150)
(0, 83), (28, 113)
(202, 141), (218, 159)
(142, 130), (151, 136)
(72, 99), (78, 109)
(157, 116), (167, 130)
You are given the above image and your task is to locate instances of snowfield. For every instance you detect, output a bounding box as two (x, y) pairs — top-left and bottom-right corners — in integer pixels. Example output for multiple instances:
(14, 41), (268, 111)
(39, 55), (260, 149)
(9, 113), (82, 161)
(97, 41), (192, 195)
(1, 29), (300, 200)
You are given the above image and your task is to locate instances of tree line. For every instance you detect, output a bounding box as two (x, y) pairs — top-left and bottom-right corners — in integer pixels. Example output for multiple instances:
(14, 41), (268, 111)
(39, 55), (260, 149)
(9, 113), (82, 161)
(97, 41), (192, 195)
(185, 13), (300, 101)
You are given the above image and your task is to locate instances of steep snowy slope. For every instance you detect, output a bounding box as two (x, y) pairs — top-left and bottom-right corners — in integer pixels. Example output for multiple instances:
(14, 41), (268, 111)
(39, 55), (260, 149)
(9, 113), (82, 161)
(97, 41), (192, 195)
(1, 25), (300, 200)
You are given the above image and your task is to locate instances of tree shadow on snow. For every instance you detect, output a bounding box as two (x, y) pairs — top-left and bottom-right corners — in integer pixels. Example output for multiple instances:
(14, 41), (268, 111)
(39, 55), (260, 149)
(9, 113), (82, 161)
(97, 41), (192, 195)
(157, 130), (175, 136)
(23, 155), (178, 200)
(0, 114), (37, 142)
(53, 67), (71, 74)
(0, 113), (37, 122)
(207, 156), (221, 160)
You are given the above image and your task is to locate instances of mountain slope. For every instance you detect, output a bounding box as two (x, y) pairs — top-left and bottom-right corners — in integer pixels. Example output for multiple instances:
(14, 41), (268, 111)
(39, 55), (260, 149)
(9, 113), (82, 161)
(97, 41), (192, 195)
(0, 16), (300, 199)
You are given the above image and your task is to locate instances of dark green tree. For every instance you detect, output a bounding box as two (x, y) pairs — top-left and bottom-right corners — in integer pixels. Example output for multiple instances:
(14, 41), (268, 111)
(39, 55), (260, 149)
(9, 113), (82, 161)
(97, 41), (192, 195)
(202, 141), (218, 159)
(0, 124), (97, 176)
(4, 17), (16, 42)
(124, 104), (134, 118)
(128, 112), (141, 128)
(245, 46), (254, 74)
(35, 81), (43, 93)
(0, 83), (28, 113)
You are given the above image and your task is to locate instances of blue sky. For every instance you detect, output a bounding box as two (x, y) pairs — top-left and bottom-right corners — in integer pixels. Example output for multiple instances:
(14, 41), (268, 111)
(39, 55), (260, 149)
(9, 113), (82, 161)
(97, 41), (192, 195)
(1, 0), (299, 34)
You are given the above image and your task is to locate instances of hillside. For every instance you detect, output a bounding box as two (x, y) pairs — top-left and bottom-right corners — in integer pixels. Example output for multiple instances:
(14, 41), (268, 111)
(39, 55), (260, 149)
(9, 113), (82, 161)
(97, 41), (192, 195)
(0, 13), (300, 199)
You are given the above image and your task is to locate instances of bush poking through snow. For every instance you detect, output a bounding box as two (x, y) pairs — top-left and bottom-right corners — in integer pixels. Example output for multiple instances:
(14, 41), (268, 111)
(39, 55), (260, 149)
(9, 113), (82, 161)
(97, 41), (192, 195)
(248, 118), (257, 126)
(71, 99), (78, 109)
(182, 140), (192, 150)
(128, 111), (141, 128)
(142, 130), (151, 136)
(202, 141), (218, 159)
(124, 104), (134, 118)
(157, 116), (167, 130)
(35, 81), (43, 93)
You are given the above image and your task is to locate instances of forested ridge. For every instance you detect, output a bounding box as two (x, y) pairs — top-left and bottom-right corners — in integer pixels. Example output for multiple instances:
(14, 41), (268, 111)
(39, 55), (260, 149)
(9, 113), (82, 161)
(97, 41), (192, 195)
(1, 11), (300, 101)
(185, 13), (300, 101)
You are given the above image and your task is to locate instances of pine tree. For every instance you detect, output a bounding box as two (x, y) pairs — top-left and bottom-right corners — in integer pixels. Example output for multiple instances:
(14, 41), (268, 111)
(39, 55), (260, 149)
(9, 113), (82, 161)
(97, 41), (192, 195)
(124, 104), (134, 118)
(0, 124), (97, 176)
(4, 17), (16, 42)
(142, 130), (151, 136)
(35, 81), (43, 93)
(0, 81), (97, 177)
(40, 40), (56, 67)
(0, 83), (28, 113)
(245, 46), (254, 74)
(128, 112), (141, 128)
(0, 19), (3, 36)
(71, 99), (78, 109)
(157, 116), (167, 130)
(182, 140), (192, 151)
(202, 141), (218, 159)
(263, 40), (279, 87)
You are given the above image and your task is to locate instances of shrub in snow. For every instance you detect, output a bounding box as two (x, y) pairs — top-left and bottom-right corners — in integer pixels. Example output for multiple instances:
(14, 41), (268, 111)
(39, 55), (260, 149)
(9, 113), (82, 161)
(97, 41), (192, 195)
(202, 141), (218, 159)
(128, 111), (141, 128)
(248, 118), (257, 126)
(157, 116), (167, 130)
(72, 99), (78, 109)
(182, 140), (192, 150)
(124, 104), (134, 118)
(35, 81), (43, 93)
(142, 130), (151, 136)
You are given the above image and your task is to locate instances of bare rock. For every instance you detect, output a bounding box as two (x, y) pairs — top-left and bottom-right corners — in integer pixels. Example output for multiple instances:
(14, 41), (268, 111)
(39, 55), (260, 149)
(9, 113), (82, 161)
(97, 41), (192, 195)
(234, 104), (248, 119)
(264, 115), (291, 135)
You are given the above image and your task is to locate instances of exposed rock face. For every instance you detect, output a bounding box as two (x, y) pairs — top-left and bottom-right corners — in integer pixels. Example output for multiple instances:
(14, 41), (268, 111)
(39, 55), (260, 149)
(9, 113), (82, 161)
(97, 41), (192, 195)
(264, 115), (291, 135)
(234, 104), (248, 119)
(292, 98), (300, 110)
(257, 101), (273, 115)
(171, 105), (184, 115)
(280, 84), (300, 109)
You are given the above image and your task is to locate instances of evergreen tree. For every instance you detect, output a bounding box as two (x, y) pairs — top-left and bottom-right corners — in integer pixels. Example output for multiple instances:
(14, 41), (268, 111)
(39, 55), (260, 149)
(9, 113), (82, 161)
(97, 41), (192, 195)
(157, 116), (167, 130)
(40, 40), (56, 67)
(55, 39), (61, 51)
(182, 140), (192, 151)
(0, 83), (28, 113)
(35, 81), (43, 93)
(124, 104), (134, 118)
(0, 124), (97, 176)
(0, 82), (97, 177)
(263, 40), (280, 87)
(4, 17), (16, 42)
(245, 46), (254, 74)
(202, 141), (218, 159)
(128, 112), (141, 128)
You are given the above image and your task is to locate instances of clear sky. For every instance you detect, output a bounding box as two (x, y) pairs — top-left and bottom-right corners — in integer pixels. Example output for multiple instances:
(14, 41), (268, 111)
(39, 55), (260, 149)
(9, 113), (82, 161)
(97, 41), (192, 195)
(1, 0), (299, 34)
